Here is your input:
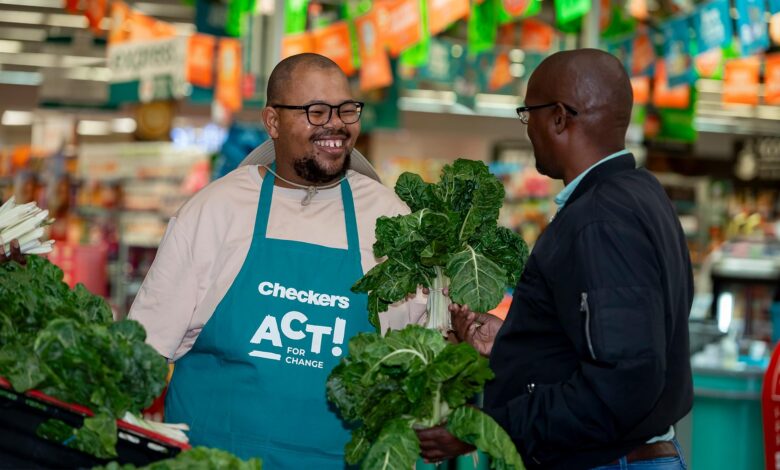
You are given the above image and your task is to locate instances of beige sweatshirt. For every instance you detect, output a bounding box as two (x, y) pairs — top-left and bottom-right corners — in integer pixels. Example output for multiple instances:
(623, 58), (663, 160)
(128, 165), (427, 360)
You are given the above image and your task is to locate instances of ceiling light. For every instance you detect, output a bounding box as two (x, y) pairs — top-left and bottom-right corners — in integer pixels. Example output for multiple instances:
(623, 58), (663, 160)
(46, 14), (88, 28)
(2, 110), (33, 126)
(0, 11), (45, 25)
(66, 66), (111, 81)
(112, 118), (137, 133)
(0, 40), (23, 53)
(77, 120), (111, 136)
(0, 28), (46, 42)
(0, 70), (42, 85)
(0, 0), (62, 7)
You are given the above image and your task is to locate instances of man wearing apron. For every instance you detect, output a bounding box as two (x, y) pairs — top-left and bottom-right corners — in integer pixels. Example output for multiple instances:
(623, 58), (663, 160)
(128, 54), (426, 468)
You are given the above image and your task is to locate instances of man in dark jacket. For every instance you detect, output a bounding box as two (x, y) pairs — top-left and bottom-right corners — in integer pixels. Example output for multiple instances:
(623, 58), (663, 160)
(417, 49), (694, 469)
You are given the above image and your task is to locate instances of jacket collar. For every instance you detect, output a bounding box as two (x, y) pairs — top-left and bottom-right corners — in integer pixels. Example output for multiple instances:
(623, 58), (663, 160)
(564, 153), (636, 209)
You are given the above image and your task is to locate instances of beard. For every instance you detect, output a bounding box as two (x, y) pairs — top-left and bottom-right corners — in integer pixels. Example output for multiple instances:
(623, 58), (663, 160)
(293, 151), (351, 184)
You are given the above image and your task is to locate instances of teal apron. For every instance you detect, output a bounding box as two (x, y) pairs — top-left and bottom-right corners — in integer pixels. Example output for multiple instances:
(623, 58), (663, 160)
(166, 167), (371, 469)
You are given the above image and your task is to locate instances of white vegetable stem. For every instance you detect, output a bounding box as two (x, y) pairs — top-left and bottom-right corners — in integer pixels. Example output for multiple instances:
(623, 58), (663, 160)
(426, 266), (452, 336)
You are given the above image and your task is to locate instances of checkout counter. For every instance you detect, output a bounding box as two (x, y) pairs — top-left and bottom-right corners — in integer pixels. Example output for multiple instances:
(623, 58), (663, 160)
(682, 241), (779, 470)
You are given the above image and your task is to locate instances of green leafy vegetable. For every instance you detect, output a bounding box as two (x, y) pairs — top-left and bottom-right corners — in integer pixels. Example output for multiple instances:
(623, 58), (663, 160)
(327, 325), (524, 469)
(0, 256), (168, 458)
(94, 446), (263, 470)
(353, 159), (529, 334)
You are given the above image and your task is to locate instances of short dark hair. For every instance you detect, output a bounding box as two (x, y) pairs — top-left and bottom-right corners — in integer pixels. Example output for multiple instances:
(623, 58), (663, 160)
(266, 53), (343, 105)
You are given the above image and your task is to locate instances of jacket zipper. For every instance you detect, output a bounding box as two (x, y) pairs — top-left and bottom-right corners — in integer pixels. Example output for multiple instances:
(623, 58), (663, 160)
(580, 292), (597, 360)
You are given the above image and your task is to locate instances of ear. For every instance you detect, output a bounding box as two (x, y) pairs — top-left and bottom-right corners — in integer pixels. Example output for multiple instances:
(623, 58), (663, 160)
(553, 103), (568, 134)
(262, 107), (280, 139)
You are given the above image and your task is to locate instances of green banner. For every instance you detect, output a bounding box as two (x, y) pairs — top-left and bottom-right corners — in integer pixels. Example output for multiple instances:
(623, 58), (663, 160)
(226, 0), (253, 37)
(468, 0), (498, 55)
(401, 0), (430, 67)
(656, 88), (698, 143)
(555, 0), (591, 27)
(343, 1), (371, 71)
(285, 0), (309, 34)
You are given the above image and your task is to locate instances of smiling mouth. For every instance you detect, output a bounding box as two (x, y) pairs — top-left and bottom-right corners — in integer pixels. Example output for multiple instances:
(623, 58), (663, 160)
(314, 139), (345, 149)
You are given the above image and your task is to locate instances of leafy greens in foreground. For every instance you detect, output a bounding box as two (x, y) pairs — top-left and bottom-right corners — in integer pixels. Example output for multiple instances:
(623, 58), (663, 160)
(0, 256), (168, 458)
(95, 447), (263, 470)
(353, 159), (529, 334)
(327, 325), (524, 469)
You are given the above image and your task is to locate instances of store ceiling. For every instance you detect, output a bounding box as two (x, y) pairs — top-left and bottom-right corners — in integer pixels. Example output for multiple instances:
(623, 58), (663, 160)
(0, 0), (195, 109)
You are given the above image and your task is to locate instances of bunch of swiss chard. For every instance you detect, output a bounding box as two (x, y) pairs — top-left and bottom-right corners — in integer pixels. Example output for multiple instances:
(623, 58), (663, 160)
(0, 256), (168, 459)
(327, 325), (524, 469)
(353, 159), (529, 334)
(95, 446), (262, 470)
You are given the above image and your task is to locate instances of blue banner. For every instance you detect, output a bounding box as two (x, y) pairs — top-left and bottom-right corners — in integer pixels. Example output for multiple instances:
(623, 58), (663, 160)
(694, 0), (733, 53)
(663, 17), (693, 88)
(736, 0), (770, 55)
(770, 0), (780, 14)
(604, 35), (634, 74)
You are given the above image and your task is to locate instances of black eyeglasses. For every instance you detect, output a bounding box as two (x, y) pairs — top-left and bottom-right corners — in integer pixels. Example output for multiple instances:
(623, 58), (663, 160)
(515, 102), (579, 124)
(272, 101), (365, 126)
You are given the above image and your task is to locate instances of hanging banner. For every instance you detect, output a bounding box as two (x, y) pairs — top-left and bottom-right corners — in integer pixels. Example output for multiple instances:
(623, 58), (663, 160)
(282, 32), (316, 58)
(469, 0), (499, 54)
(356, 10), (394, 91)
(488, 51), (513, 91)
(286, 0), (309, 34)
(313, 21), (356, 75)
(695, 47), (724, 78)
(662, 16), (692, 88)
(85, 0), (108, 33)
(188, 34), (216, 88)
(736, 0), (770, 55)
(632, 28), (656, 75)
(723, 57), (760, 105)
(216, 38), (243, 112)
(694, 0), (733, 53)
(520, 19), (555, 52)
(631, 76), (650, 105)
(386, 0), (422, 56)
(605, 35), (634, 74)
(107, 2), (187, 104)
(772, 0), (780, 13)
(501, 0), (531, 17)
(400, 0), (430, 67)
(765, 53), (780, 104)
(427, 0), (469, 35)
(555, 0), (592, 26)
(64, 0), (79, 13)
(653, 60), (690, 109)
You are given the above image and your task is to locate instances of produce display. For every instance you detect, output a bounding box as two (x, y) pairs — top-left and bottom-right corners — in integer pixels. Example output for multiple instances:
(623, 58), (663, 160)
(95, 447), (263, 470)
(352, 159), (528, 334)
(0, 197), (55, 255)
(327, 326), (524, 470)
(0, 256), (168, 458)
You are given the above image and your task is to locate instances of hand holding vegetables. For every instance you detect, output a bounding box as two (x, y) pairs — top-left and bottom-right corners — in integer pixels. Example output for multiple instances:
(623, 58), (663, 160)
(0, 239), (25, 265)
(449, 303), (503, 357)
(0, 196), (55, 256)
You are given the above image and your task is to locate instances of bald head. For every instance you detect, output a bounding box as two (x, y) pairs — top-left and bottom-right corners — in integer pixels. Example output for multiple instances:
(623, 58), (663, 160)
(529, 49), (633, 137)
(266, 53), (344, 105)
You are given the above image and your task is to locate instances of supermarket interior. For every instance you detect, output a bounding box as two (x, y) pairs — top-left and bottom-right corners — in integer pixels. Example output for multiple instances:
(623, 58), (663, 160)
(0, 0), (779, 468)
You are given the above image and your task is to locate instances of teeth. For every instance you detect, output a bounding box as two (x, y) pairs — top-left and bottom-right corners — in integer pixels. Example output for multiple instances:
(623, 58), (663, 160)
(316, 140), (343, 148)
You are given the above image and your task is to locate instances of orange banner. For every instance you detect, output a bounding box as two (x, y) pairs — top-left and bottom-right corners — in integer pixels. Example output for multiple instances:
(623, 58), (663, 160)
(502, 0), (530, 16)
(765, 53), (780, 104)
(85, 0), (107, 33)
(356, 11), (393, 91)
(632, 28), (655, 75)
(109, 1), (176, 44)
(653, 60), (690, 109)
(187, 34), (215, 88)
(631, 76), (650, 105)
(313, 22), (355, 76)
(488, 52), (513, 91)
(281, 32), (316, 59)
(520, 19), (555, 52)
(216, 38), (242, 112)
(386, 0), (422, 56)
(427, 0), (470, 35)
(723, 57), (760, 105)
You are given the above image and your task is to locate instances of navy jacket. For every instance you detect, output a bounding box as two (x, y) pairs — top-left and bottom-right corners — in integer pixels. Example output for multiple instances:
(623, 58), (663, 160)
(484, 154), (694, 469)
